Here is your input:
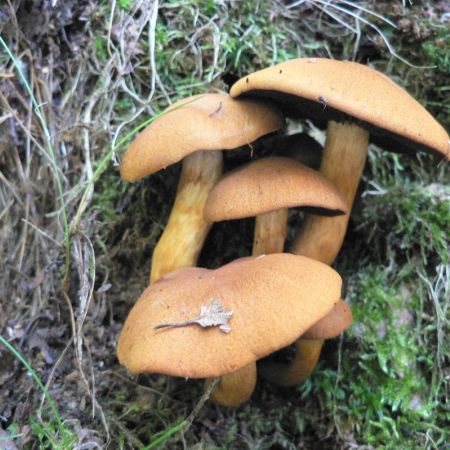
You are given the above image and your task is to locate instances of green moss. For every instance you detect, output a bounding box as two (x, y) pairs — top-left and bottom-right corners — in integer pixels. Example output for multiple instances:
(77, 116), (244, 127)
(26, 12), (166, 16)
(92, 171), (127, 223)
(118, 0), (134, 11)
(115, 97), (134, 115)
(293, 263), (448, 448)
(360, 151), (449, 251)
(422, 29), (450, 73)
(29, 416), (77, 450)
(94, 35), (108, 61)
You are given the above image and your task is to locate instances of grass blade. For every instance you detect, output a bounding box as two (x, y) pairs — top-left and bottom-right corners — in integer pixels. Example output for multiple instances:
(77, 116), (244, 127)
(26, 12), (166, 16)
(142, 420), (188, 450)
(0, 335), (62, 426)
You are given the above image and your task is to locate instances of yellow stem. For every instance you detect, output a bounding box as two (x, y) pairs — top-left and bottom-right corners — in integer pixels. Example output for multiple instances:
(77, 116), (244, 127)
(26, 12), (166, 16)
(253, 209), (289, 256)
(150, 150), (223, 283)
(291, 121), (369, 264)
(205, 364), (257, 407)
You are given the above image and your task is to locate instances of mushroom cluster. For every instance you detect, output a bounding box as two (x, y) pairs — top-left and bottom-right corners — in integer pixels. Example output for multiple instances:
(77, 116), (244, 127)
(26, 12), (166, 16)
(117, 58), (449, 407)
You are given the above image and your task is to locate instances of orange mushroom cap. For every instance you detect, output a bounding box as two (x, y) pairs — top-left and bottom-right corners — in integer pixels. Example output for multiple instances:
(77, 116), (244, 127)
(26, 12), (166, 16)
(302, 299), (352, 340)
(204, 156), (347, 222)
(230, 58), (449, 158)
(117, 253), (342, 378)
(120, 93), (285, 182)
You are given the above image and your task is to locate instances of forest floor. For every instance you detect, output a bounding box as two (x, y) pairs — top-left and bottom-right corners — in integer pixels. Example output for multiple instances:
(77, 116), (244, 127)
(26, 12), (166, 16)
(0, 1), (449, 449)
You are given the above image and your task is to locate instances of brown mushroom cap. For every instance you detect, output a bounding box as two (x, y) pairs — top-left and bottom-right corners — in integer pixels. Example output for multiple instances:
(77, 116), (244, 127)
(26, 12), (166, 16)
(204, 156), (347, 222)
(302, 299), (352, 340)
(120, 93), (285, 181)
(117, 253), (342, 378)
(230, 58), (449, 158)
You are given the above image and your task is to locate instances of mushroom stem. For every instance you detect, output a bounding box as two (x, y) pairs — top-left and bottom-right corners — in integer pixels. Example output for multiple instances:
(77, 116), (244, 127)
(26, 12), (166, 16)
(291, 121), (369, 264)
(205, 363), (257, 407)
(259, 339), (324, 386)
(208, 209), (289, 405)
(253, 209), (289, 255)
(264, 121), (368, 386)
(150, 150), (223, 283)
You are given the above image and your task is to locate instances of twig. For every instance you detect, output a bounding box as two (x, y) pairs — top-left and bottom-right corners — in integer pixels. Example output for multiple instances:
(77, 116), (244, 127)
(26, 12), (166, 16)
(184, 377), (220, 430)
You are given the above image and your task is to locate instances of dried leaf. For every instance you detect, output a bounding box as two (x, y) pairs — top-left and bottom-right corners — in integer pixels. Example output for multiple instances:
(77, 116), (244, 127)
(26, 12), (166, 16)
(154, 299), (233, 334)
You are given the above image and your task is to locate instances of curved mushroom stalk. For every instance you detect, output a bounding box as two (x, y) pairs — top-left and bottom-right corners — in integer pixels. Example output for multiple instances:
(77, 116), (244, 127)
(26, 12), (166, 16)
(291, 121), (369, 263)
(205, 364), (257, 407)
(150, 150), (223, 283)
(259, 339), (323, 386)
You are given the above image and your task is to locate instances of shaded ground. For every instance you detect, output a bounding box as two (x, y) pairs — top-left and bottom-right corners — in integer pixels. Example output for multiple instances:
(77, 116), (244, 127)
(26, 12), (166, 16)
(0, 1), (449, 449)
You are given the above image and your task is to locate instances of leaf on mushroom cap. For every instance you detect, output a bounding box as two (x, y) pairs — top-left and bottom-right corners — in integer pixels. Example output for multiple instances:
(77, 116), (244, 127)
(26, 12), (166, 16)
(120, 93), (285, 182)
(302, 299), (352, 340)
(204, 156), (347, 222)
(230, 58), (449, 158)
(117, 253), (342, 378)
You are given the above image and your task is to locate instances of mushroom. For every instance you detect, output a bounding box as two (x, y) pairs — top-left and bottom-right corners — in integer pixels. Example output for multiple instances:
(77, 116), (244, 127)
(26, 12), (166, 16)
(230, 58), (449, 384)
(204, 156), (346, 397)
(230, 58), (449, 264)
(205, 156), (347, 256)
(117, 253), (342, 406)
(259, 299), (352, 385)
(120, 93), (284, 282)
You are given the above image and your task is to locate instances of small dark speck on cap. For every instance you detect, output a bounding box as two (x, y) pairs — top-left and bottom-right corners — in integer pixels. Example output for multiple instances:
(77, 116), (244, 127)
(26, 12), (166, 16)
(246, 77), (249, 83)
(279, 69), (282, 74)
